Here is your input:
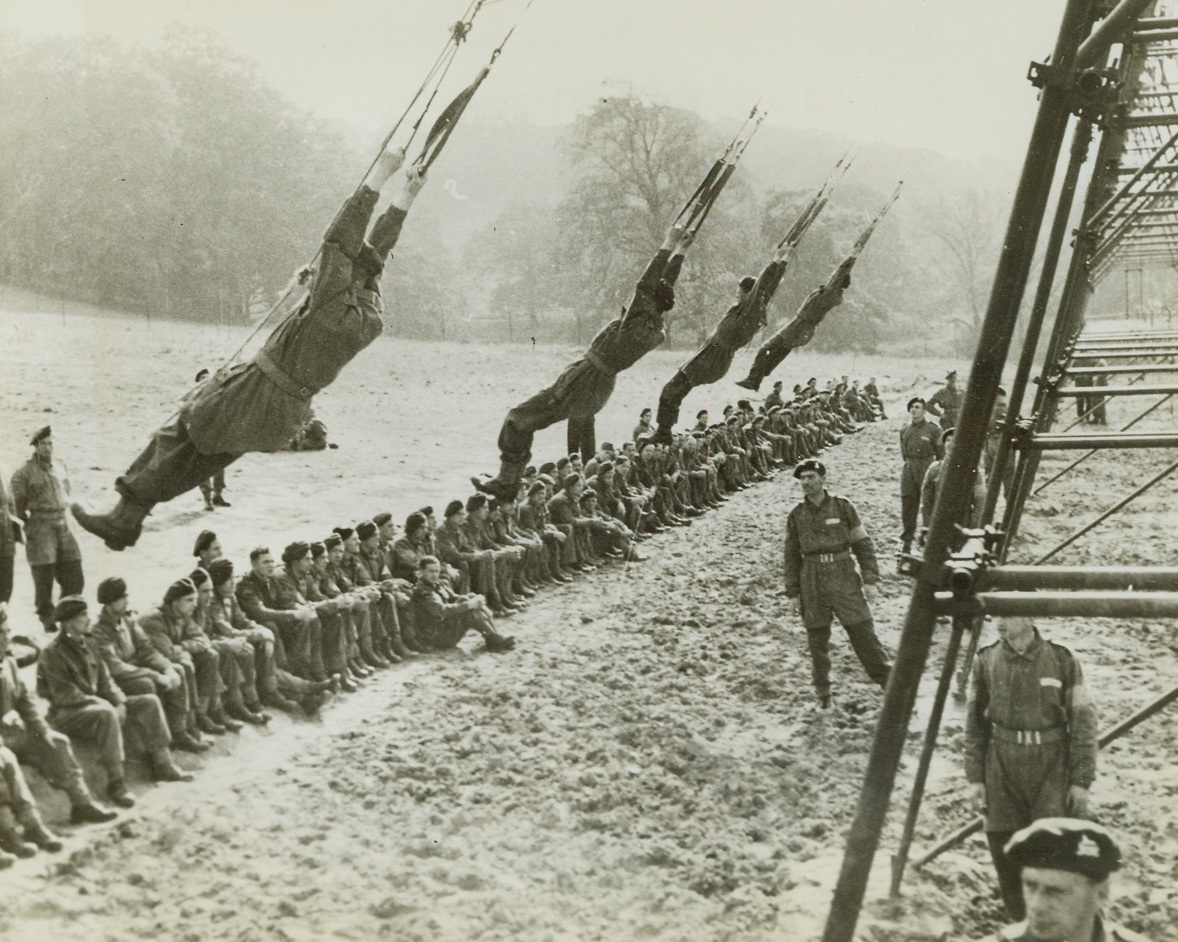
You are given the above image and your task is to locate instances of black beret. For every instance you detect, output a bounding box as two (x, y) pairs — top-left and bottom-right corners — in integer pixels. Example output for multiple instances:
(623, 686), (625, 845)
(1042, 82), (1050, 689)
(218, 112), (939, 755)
(282, 541), (311, 563)
(581, 490), (598, 502)
(333, 526), (354, 541)
(356, 521), (378, 541)
(597, 460), (614, 472)
(465, 494), (487, 513)
(907, 397), (926, 411)
(404, 512), (427, 533)
(30, 425), (51, 446)
(636, 436), (655, 451)
(52, 595), (88, 623)
(523, 467), (537, 478)
(372, 512), (392, 527)
(600, 442), (614, 451)
(696, 410), (709, 420)
(96, 577), (127, 605)
(527, 481), (546, 496)
(737, 399), (752, 411)
(538, 474), (556, 486)
(417, 505), (435, 518)
(195, 368), (210, 383)
(538, 462), (557, 476)
(164, 579), (197, 604)
(208, 558), (234, 586)
(793, 459), (827, 479)
(946, 370), (957, 380)
(323, 534), (343, 550)
(444, 500), (464, 518)
(189, 567), (210, 588)
(1005, 818), (1121, 883)
(563, 473), (581, 488)
(193, 529), (217, 557)
(310, 542), (326, 559)
(739, 275), (757, 291)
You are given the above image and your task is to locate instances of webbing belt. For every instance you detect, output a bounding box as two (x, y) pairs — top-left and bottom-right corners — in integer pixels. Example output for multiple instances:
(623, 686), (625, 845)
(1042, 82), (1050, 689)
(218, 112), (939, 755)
(254, 349), (317, 400)
(990, 725), (1066, 745)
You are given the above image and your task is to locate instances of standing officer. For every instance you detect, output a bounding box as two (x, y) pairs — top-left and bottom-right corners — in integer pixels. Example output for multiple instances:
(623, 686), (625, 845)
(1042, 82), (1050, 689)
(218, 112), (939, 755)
(783, 459), (891, 708)
(899, 397), (943, 554)
(965, 616), (1099, 922)
(926, 370), (963, 431)
(973, 818), (1151, 942)
(10, 427), (84, 630)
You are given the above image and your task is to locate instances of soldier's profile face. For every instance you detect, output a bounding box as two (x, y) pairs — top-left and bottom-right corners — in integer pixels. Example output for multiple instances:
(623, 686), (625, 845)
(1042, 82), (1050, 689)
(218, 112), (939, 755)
(35, 436), (53, 459)
(328, 545), (344, 564)
(174, 595), (198, 617)
(1022, 867), (1105, 942)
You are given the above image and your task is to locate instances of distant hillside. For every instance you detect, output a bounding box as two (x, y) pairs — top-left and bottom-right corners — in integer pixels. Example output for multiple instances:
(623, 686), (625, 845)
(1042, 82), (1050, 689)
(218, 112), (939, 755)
(405, 115), (1018, 250)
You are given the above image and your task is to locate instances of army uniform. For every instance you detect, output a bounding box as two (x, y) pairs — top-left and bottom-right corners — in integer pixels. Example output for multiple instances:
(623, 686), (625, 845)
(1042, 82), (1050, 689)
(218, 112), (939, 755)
(138, 603), (228, 729)
(783, 486), (890, 697)
(272, 566), (328, 680)
(965, 628), (1098, 921)
(0, 466), (15, 605)
(926, 380), (962, 430)
(899, 417), (943, 549)
(11, 452), (83, 628)
(37, 630), (175, 782)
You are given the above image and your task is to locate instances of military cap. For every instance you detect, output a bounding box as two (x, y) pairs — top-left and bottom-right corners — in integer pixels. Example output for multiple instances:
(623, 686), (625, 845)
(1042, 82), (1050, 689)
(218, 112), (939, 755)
(538, 474), (556, 486)
(636, 435), (655, 451)
(737, 399), (752, 411)
(310, 542), (327, 559)
(907, 396), (926, 411)
(946, 370), (957, 380)
(739, 275), (757, 291)
(193, 529), (217, 557)
(1004, 818), (1122, 883)
(562, 473), (581, 489)
(195, 368), (210, 383)
(793, 459), (827, 479)
(597, 460), (614, 473)
(189, 567), (211, 588)
(333, 526), (354, 541)
(372, 512), (392, 527)
(600, 442), (615, 452)
(30, 425), (51, 446)
(943, 428), (955, 444)
(282, 540), (311, 562)
(207, 558), (235, 586)
(538, 462), (557, 476)
(355, 521), (378, 541)
(417, 506), (434, 518)
(526, 481), (546, 496)
(767, 406), (782, 415)
(523, 467), (537, 478)
(581, 490), (598, 504)
(96, 577), (128, 605)
(164, 579), (197, 604)
(465, 493), (487, 513)
(404, 512), (427, 533)
(772, 380), (783, 389)
(444, 500), (464, 518)
(696, 410), (709, 420)
(323, 534), (343, 550)
(52, 595), (88, 623)
(752, 415), (767, 425)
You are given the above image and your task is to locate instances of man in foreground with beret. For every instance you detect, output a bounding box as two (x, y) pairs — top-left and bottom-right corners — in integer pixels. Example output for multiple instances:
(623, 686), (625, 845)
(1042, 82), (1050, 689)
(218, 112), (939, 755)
(966, 615), (1099, 922)
(91, 577), (208, 753)
(976, 818), (1151, 942)
(411, 557), (514, 653)
(193, 529), (221, 573)
(10, 427), (85, 630)
(38, 597), (191, 808)
(783, 459), (891, 709)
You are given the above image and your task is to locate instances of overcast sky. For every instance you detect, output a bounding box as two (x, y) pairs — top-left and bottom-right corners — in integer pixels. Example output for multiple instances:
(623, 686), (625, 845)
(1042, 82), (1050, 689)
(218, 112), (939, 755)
(3, 0), (1068, 164)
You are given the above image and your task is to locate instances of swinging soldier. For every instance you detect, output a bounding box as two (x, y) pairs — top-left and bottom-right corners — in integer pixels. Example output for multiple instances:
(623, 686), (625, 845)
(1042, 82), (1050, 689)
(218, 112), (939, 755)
(783, 459), (892, 708)
(654, 249), (788, 443)
(472, 221), (691, 500)
(72, 144), (427, 550)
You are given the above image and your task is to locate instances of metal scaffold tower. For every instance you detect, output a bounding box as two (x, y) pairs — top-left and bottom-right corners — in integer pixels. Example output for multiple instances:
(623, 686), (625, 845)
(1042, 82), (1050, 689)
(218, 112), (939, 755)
(820, 2), (1178, 939)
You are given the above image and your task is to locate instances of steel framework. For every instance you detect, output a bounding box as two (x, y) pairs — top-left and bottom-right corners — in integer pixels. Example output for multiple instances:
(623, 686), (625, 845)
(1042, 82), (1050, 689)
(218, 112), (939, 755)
(821, 1), (1178, 939)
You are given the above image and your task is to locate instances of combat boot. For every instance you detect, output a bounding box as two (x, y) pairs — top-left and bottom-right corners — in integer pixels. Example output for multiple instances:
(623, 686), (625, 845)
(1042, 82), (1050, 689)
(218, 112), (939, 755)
(70, 497), (150, 551)
(482, 631), (516, 653)
(106, 778), (135, 809)
(18, 811), (63, 853)
(0, 807), (37, 858)
(471, 460), (525, 501)
(149, 752), (194, 783)
(70, 802), (117, 825)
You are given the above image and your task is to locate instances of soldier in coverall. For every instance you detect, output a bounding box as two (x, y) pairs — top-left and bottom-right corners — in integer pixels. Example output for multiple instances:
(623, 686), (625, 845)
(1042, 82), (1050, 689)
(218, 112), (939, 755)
(965, 616), (1099, 923)
(654, 249), (789, 443)
(11, 427), (84, 629)
(473, 221), (690, 500)
(72, 144), (427, 550)
(975, 818), (1150, 942)
(736, 253), (856, 392)
(783, 459), (891, 708)
(899, 396), (944, 553)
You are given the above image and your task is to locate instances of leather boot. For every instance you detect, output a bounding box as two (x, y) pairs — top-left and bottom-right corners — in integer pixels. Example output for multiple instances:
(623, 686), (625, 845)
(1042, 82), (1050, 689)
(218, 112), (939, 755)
(70, 802), (117, 824)
(208, 704), (243, 733)
(0, 807), (37, 858)
(18, 811), (63, 853)
(172, 731), (211, 753)
(482, 631), (516, 653)
(106, 779), (135, 809)
(149, 752), (194, 783)
(471, 460), (525, 502)
(69, 497), (151, 551)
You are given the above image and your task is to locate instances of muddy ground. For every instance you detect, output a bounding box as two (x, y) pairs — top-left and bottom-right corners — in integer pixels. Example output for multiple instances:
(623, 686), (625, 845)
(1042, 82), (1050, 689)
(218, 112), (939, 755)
(0, 295), (1175, 941)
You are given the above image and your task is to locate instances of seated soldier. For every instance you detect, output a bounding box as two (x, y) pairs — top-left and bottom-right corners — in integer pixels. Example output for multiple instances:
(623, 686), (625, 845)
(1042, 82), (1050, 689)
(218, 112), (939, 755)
(308, 541), (367, 684)
(579, 489), (645, 561)
(517, 482), (572, 585)
(410, 557), (515, 653)
(190, 568), (270, 721)
(547, 475), (599, 572)
(353, 521), (413, 660)
(0, 603), (115, 826)
(0, 742), (64, 864)
(38, 597), (192, 808)
(91, 577), (208, 753)
(139, 579), (240, 736)
(436, 502), (515, 617)
(324, 532), (384, 673)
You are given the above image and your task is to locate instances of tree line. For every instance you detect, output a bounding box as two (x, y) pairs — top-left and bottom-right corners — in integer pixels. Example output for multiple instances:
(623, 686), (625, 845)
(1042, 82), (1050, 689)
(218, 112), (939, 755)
(0, 32), (1011, 355)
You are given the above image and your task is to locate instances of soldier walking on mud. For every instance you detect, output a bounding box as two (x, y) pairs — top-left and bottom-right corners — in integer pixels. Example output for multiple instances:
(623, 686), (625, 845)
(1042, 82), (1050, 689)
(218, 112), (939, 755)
(965, 616), (1099, 923)
(783, 459), (891, 708)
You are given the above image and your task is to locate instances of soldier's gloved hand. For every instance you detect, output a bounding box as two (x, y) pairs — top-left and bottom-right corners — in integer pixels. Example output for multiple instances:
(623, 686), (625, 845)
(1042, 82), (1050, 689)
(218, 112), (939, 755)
(969, 782), (986, 814)
(863, 583), (878, 602)
(1066, 785), (1090, 817)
